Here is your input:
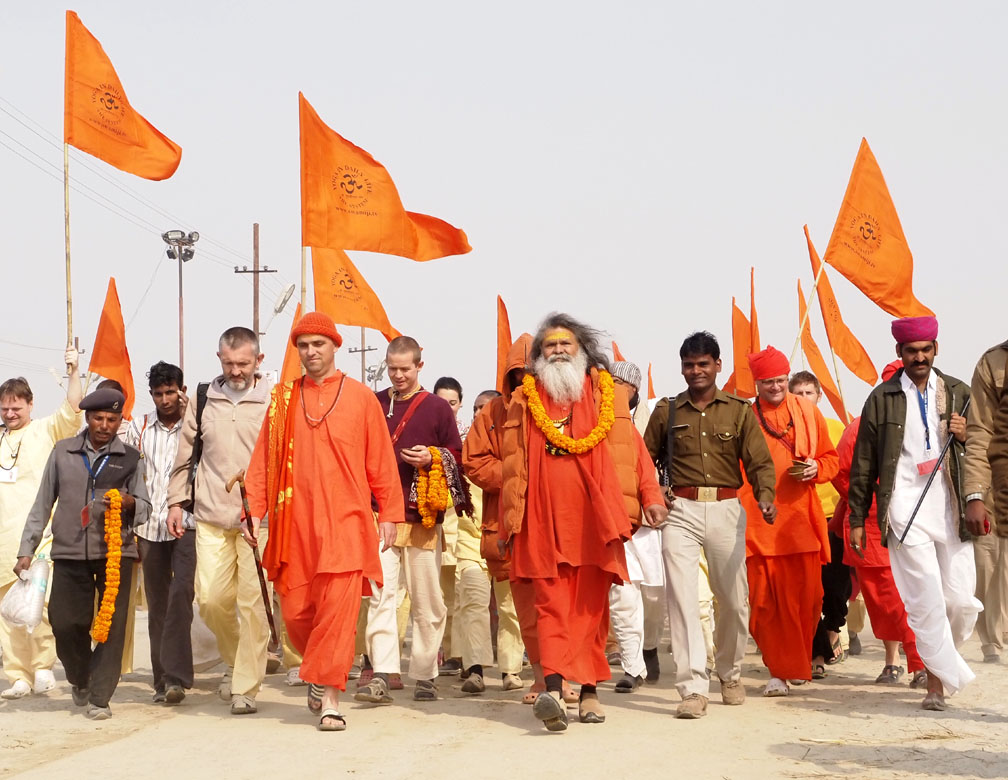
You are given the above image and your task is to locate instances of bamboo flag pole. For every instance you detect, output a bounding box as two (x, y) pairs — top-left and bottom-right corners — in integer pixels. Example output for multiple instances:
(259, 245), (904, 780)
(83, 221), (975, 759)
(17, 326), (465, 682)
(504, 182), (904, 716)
(828, 347), (850, 422)
(790, 259), (826, 365)
(63, 143), (73, 368)
(300, 246), (307, 309)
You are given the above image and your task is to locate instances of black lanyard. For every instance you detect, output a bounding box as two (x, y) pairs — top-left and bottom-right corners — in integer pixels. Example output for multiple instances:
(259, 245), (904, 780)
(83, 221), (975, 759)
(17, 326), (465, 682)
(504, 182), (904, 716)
(79, 452), (110, 501)
(0, 431), (21, 471)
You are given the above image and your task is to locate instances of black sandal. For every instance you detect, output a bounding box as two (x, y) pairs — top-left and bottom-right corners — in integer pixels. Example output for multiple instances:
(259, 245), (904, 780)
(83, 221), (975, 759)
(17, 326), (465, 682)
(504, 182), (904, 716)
(875, 665), (904, 684)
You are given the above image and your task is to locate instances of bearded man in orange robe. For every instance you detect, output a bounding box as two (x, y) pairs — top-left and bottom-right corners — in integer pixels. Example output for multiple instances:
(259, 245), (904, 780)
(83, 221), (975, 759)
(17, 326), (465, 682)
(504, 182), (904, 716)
(244, 312), (404, 731)
(740, 346), (839, 697)
(500, 313), (665, 731)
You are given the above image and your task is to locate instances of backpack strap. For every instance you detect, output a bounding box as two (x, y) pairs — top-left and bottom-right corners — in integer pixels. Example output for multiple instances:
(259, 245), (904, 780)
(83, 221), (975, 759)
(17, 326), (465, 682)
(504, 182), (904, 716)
(663, 396), (678, 490)
(184, 382), (210, 508)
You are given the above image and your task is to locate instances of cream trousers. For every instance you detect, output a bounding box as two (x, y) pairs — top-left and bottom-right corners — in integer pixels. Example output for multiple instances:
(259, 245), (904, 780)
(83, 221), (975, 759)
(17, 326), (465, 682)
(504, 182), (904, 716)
(366, 542), (446, 681)
(195, 523), (270, 698)
(451, 560), (525, 674)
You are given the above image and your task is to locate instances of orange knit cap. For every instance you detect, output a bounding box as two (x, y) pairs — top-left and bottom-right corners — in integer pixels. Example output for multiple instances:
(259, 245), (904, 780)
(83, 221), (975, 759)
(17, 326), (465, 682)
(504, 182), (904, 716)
(747, 345), (790, 381)
(290, 311), (343, 348)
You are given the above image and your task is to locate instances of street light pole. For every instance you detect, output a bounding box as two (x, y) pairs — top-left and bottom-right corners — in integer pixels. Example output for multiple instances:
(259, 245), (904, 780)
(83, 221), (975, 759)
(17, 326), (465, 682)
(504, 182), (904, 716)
(161, 230), (200, 372)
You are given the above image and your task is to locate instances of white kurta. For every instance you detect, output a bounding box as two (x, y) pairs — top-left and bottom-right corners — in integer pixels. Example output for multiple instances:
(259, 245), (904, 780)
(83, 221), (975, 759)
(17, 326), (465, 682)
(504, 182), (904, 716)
(886, 372), (981, 695)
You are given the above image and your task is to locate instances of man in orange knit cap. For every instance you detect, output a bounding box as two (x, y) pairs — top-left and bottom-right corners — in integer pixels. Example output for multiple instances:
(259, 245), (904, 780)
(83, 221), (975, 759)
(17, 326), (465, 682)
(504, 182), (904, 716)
(244, 312), (404, 731)
(740, 346), (838, 697)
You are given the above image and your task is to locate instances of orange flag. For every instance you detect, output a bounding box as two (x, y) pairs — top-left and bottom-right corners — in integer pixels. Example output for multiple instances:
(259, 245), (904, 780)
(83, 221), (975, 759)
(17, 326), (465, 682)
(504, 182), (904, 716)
(311, 248), (401, 342)
(805, 225), (878, 385)
(299, 93), (471, 262)
(496, 296), (512, 394)
(822, 138), (933, 317)
(798, 280), (849, 423)
(722, 370), (737, 394)
(612, 341), (627, 362)
(64, 11), (181, 180)
(88, 278), (134, 418)
(730, 298), (756, 398)
(279, 303), (303, 385)
(749, 267), (761, 352)
(647, 363), (656, 401)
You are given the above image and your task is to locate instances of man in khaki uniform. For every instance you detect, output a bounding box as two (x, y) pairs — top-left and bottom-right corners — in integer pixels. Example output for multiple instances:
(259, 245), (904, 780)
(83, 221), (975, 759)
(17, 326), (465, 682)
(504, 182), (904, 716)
(643, 332), (776, 719)
(167, 327), (271, 715)
(964, 339), (1008, 663)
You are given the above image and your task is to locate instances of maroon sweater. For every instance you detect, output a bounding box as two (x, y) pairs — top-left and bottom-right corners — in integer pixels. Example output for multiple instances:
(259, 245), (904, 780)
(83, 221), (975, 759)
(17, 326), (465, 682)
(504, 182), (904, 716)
(376, 388), (462, 524)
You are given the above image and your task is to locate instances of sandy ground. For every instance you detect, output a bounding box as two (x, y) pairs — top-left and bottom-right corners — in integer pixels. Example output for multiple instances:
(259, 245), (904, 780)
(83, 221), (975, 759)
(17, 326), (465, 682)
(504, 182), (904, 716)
(1, 611), (1006, 780)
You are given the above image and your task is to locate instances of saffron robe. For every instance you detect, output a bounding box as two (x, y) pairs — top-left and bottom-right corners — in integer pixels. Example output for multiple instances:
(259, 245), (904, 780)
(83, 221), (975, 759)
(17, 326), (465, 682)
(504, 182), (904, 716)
(245, 373), (403, 689)
(741, 394), (839, 680)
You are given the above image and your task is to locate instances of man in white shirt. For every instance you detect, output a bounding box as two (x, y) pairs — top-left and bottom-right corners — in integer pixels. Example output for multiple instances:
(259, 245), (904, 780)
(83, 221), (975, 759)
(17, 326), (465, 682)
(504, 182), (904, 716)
(125, 361), (195, 705)
(848, 316), (982, 711)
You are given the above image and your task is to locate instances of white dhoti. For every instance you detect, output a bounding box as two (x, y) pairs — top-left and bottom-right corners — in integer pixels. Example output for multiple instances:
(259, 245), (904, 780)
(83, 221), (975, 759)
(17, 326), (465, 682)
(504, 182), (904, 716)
(609, 527), (665, 677)
(888, 521), (981, 695)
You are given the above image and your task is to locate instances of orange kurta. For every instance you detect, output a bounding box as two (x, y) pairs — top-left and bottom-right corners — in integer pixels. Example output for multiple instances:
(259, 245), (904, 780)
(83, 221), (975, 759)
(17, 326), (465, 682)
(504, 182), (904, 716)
(245, 373), (404, 688)
(741, 394), (839, 681)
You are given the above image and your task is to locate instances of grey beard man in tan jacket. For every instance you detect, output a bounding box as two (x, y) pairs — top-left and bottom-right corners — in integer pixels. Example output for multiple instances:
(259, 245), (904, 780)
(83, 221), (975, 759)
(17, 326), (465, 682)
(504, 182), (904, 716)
(166, 327), (272, 715)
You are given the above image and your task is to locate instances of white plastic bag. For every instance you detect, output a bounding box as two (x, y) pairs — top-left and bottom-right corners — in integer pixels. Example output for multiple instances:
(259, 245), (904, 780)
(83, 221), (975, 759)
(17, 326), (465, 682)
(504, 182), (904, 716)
(1, 557), (49, 632)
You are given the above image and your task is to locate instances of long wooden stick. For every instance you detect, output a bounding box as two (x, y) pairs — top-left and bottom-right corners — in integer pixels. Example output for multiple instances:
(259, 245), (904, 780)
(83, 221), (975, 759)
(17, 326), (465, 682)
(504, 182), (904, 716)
(63, 143), (73, 365)
(829, 347), (849, 422)
(790, 259), (826, 365)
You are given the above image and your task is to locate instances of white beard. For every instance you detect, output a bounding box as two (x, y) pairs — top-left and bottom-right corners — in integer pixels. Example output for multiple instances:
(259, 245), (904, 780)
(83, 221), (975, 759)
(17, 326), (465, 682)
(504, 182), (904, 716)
(533, 350), (588, 406)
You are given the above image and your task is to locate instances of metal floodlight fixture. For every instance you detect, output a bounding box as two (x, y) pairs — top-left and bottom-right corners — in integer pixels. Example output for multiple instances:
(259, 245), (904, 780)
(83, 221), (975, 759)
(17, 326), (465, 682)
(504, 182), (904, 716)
(181, 247), (195, 262)
(188, 231), (200, 243)
(166, 247), (178, 260)
(163, 229), (185, 242)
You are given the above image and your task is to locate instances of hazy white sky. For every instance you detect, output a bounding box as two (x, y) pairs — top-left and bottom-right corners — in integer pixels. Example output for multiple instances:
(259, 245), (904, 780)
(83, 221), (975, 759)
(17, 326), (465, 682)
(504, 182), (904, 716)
(3, 1), (1005, 422)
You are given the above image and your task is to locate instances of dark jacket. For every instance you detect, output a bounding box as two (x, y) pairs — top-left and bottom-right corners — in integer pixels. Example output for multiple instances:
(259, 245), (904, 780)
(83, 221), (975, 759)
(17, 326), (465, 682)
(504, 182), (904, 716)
(19, 431), (150, 561)
(847, 367), (971, 546)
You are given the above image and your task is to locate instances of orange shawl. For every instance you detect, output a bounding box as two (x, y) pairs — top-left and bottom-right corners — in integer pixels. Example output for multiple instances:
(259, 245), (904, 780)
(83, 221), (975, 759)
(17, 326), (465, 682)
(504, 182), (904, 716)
(261, 379), (299, 581)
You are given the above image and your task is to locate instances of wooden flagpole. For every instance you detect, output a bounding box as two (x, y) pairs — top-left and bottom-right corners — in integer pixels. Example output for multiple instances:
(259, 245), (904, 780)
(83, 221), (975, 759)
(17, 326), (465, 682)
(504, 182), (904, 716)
(829, 348), (850, 422)
(63, 143), (73, 368)
(790, 259), (826, 365)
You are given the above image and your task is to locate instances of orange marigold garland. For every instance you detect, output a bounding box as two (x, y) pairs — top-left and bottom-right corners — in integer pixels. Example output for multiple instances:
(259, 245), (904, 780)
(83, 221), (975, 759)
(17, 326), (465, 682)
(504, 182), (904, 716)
(523, 370), (615, 454)
(91, 488), (123, 643)
(416, 447), (450, 529)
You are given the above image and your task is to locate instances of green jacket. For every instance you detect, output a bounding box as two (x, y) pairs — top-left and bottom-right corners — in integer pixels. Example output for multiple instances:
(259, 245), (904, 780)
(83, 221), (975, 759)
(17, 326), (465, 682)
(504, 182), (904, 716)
(847, 367), (971, 547)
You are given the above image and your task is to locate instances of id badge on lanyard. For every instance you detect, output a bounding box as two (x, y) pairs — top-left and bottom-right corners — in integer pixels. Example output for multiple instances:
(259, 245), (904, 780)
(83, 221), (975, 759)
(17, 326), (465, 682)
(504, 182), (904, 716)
(80, 453), (110, 528)
(915, 387), (939, 476)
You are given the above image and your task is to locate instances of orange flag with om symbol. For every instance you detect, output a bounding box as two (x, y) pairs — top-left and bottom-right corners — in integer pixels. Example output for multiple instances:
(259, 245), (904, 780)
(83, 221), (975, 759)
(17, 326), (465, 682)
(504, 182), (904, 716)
(299, 93), (471, 262)
(798, 280), (849, 423)
(88, 278), (135, 418)
(804, 226), (877, 385)
(311, 248), (401, 342)
(822, 138), (933, 317)
(64, 11), (181, 180)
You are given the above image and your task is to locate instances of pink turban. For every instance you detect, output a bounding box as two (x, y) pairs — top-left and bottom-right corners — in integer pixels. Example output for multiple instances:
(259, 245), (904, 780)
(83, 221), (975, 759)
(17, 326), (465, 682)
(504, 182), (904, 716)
(747, 346), (790, 381)
(891, 316), (938, 344)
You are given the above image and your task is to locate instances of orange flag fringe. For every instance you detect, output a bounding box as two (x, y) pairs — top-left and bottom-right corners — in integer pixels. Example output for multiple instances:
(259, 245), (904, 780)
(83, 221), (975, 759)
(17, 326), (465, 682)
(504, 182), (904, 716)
(496, 296), (512, 394)
(730, 298), (756, 398)
(798, 280), (849, 423)
(64, 11), (181, 180)
(299, 93), (471, 262)
(88, 278), (134, 418)
(749, 267), (761, 352)
(647, 363), (656, 401)
(822, 138), (933, 318)
(804, 225), (877, 385)
(279, 303), (303, 385)
(311, 249), (401, 342)
(612, 341), (627, 362)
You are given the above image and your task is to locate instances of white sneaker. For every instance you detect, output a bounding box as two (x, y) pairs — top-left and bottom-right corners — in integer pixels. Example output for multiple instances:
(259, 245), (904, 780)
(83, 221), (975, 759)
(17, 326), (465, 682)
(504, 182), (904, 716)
(33, 669), (56, 694)
(1, 680), (31, 699)
(763, 677), (789, 697)
(285, 666), (306, 687)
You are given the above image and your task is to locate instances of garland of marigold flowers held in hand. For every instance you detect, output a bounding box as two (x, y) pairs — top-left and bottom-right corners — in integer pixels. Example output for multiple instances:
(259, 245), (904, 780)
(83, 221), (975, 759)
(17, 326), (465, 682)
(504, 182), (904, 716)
(523, 370), (615, 454)
(416, 447), (450, 529)
(91, 488), (122, 643)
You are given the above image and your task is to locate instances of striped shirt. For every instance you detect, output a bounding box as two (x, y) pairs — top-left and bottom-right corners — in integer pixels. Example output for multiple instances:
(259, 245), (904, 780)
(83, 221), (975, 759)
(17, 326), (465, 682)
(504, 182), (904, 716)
(125, 411), (194, 542)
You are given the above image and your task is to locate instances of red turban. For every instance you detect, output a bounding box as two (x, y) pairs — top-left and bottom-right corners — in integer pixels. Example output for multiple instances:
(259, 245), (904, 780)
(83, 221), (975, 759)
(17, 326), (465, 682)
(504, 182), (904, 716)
(881, 359), (903, 382)
(747, 346), (790, 381)
(290, 311), (343, 348)
(891, 316), (938, 344)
